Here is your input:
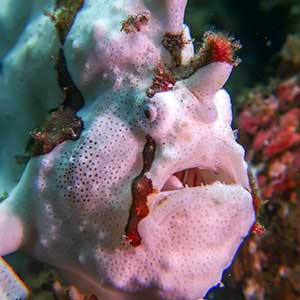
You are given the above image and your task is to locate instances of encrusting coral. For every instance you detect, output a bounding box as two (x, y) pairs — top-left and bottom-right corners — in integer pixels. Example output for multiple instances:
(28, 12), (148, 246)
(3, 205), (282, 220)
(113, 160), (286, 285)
(0, 1), (255, 299)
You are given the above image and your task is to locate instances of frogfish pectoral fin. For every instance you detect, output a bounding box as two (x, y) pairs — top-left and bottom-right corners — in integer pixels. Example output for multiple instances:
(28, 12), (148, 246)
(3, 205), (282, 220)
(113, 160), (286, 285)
(0, 256), (30, 300)
(0, 201), (24, 256)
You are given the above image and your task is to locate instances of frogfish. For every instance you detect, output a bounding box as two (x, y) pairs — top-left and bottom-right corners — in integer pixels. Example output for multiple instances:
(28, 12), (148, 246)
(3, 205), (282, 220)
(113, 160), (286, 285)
(0, 0), (255, 299)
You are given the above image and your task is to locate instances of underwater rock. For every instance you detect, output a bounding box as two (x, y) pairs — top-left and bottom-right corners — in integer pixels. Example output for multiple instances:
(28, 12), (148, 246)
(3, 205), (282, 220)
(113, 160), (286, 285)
(0, 1), (254, 299)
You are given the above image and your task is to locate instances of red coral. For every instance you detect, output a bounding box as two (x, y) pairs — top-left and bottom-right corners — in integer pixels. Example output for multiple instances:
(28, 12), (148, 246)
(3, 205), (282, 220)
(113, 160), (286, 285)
(251, 222), (265, 236)
(237, 76), (300, 202)
(238, 111), (260, 134)
(276, 77), (300, 102)
(253, 129), (272, 151)
(264, 131), (300, 157)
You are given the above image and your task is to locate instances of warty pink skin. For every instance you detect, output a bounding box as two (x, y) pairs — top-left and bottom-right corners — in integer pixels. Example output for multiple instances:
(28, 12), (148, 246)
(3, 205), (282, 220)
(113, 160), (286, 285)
(0, 1), (255, 299)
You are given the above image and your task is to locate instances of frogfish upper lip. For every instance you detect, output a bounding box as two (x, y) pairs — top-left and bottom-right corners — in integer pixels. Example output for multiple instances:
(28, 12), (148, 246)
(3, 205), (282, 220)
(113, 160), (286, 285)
(160, 165), (249, 193)
(144, 163), (252, 219)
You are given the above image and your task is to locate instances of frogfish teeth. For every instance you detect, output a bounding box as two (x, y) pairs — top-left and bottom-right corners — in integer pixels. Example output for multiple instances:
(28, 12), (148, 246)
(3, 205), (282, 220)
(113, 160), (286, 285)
(0, 0), (255, 299)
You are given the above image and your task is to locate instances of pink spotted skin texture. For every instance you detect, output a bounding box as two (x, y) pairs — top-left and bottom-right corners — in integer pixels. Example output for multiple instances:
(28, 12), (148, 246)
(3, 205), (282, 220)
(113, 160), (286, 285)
(0, 1), (255, 299)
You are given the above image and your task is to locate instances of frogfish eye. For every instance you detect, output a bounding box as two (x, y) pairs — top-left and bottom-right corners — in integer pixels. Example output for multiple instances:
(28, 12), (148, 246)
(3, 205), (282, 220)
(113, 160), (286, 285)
(143, 103), (157, 123)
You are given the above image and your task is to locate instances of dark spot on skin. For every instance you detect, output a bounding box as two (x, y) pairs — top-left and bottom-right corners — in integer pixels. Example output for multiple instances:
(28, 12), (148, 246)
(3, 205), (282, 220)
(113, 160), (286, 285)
(144, 108), (151, 120)
(28, 2), (85, 156)
(125, 135), (156, 247)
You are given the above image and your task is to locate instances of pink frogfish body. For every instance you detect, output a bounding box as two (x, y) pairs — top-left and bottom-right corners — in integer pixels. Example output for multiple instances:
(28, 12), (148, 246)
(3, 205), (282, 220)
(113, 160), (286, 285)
(0, 0), (255, 299)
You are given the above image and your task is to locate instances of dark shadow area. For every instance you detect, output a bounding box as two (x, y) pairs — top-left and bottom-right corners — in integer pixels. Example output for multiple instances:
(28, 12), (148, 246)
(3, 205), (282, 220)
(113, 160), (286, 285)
(185, 0), (291, 97)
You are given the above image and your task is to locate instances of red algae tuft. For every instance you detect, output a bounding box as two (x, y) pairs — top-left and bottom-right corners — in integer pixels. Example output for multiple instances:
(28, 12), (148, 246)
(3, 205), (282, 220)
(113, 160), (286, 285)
(146, 63), (177, 98)
(121, 12), (150, 34)
(199, 31), (241, 66)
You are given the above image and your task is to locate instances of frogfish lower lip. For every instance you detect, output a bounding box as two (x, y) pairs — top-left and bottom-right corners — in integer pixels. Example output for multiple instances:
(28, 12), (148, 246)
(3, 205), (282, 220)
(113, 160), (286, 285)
(151, 165), (252, 227)
(139, 182), (255, 299)
(147, 182), (252, 222)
